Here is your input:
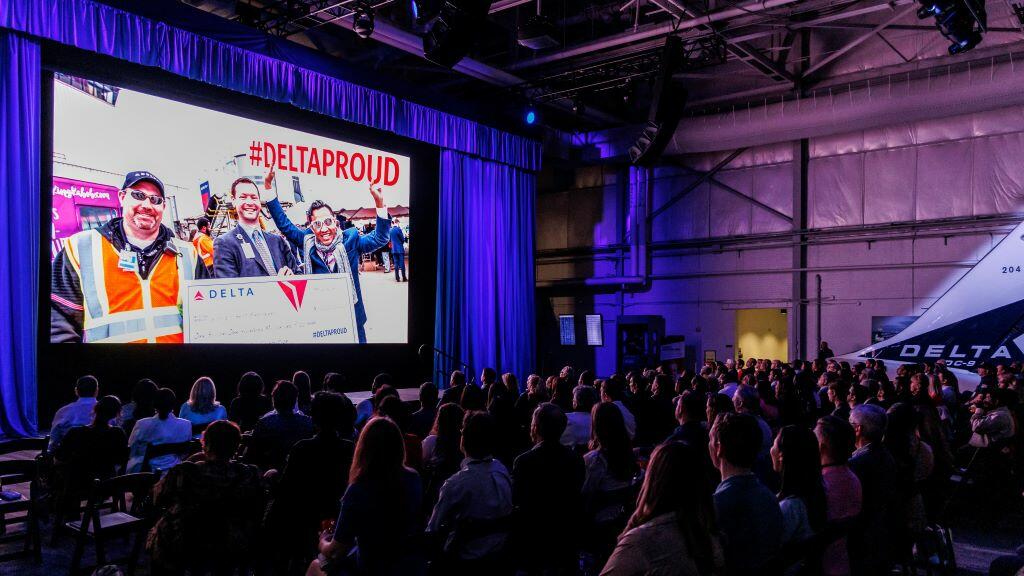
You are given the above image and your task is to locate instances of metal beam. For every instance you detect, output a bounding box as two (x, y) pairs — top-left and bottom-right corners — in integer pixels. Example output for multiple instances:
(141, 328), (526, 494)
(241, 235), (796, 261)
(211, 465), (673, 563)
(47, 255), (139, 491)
(801, 4), (918, 79)
(650, 148), (745, 220)
(489, 0), (534, 13)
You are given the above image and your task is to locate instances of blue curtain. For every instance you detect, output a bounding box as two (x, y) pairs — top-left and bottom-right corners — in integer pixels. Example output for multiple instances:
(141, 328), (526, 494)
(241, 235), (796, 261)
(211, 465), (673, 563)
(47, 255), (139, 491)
(0, 0), (541, 172)
(435, 151), (536, 386)
(0, 30), (39, 437)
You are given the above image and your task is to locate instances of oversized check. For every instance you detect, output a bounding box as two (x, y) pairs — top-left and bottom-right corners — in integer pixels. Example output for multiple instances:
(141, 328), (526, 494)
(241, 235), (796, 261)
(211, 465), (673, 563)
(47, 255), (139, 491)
(183, 273), (356, 343)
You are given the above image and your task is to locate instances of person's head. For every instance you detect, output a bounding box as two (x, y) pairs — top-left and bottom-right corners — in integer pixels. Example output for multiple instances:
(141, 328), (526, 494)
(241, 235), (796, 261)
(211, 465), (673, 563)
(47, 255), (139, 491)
(578, 370), (595, 388)
(459, 384), (485, 411)
(652, 374), (674, 398)
(201, 419), (241, 462)
(849, 404), (887, 447)
(196, 217), (210, 234)
(350, 417), (407, 485)
(531, 402), (567, 444)
(432, 402), (465, 439)
(572, 384), (600, 414)
(378, 395), (409, 432)
(323, 372), (348, 394)
(449, 370), (466, 389)
(271, 380), (298, 414)
(676, 389), (705, 425)
(76, 375), (99, 399)
(93, 395), (122, 427)
(129, 378), (158, 413)
(310, 391), (350, 435)
(590, 402), (636, 481)
(419, 382), (439, 410)
(154, 388), (177, 420)
(237, 371), (265, 398)
(230, 177), (262, 226)
(627, 441), (720, 573)
(393, 217), (401, 227)
(293, 370), (312, 401)
(601, 378), (626, 403)
(480, 367), (498, 386)
(526, 374), (544, 396)
(119, 172), (166, 238)
(706, 393), (734, 425)
(461, 411), (498, 460)
(305, 199), (339, 246)
(771, 425), (826, 530)
(372, 373), (393, 393)
(827, 379), (849, 407)
(501, 373), (520, 396)
(977, 362), (993, 378)
(732, 384), (760, 414)
(372, 385), (400, 415)
(815, 415), (855, 465)
(187, 377), (219, 414)
(709, 412), (762, 472)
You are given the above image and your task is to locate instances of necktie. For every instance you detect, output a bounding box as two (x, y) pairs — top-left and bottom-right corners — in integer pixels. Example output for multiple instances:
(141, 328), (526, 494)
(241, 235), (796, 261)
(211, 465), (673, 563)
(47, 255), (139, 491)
(251, 230), (276, 274)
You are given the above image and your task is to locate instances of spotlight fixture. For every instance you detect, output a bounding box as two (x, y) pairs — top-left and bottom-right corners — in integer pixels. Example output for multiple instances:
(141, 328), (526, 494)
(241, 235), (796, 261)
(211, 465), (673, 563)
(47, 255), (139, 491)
(353, 0), (375, 39)
(916, 0), (986, 55)
(524, 108), (537, 125)
(571, 97), (585, 115)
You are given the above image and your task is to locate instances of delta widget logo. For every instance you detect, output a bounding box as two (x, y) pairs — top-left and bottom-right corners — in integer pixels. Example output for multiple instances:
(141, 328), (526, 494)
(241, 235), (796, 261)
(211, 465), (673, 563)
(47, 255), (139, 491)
(277, 280), (308, 311)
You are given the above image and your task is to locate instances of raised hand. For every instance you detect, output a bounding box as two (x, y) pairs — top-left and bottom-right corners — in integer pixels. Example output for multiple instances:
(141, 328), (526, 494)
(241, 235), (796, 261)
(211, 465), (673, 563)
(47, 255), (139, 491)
(369, 183), (385, 208)
(261, 169), (279, 202)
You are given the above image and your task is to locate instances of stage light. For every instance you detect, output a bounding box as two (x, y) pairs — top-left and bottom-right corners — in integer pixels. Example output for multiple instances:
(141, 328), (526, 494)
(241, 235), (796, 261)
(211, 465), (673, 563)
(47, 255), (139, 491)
(525, 109), (537, 125)
(916, 0), (986, 55)
(354, 0), (375, 38)
(571, 97), (585, 115)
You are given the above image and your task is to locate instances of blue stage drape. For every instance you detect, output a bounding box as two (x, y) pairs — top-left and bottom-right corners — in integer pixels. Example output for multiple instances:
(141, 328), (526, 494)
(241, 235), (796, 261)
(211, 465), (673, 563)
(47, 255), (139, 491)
(435, 150), (536, 387)
(0, 0), (541, 172)
(0, 30), (39, 437)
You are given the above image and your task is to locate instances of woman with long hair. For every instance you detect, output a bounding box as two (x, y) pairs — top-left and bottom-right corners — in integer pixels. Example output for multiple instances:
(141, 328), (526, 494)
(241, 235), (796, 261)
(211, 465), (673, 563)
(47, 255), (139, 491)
(601, 441), (723, 576)
(117, 378), (158, 436)
(179, 377), (228, 435)
(311, 417), (425, 576)
(770, 426), (827, 547)
(584, 402), (641, 562)
(229, 372), (271, 433)
(293, 370), (313, 414)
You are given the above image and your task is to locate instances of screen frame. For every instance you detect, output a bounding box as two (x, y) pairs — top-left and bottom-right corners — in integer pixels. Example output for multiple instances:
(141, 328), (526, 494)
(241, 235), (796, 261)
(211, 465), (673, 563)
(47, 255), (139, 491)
(38, 42), (441, 422)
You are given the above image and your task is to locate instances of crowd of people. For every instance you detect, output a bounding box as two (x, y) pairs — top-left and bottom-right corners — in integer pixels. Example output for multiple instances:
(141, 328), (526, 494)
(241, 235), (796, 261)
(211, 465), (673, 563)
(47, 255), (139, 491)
(40, 352), (1024, 576)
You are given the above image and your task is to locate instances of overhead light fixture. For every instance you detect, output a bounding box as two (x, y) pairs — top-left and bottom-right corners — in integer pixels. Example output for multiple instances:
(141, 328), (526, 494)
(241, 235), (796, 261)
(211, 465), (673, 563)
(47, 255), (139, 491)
(916, 0), (986, 55)
(422, 0), (492, 67)
(571, 97), (585, 115)
(354, 0), (375, 39)
(517, 0), (558, 50)
(524, 108), (538, 125)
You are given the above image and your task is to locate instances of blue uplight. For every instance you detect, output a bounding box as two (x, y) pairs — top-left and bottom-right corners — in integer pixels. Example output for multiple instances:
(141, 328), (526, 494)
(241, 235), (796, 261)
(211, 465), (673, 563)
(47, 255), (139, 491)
(525, 110), (536, 125)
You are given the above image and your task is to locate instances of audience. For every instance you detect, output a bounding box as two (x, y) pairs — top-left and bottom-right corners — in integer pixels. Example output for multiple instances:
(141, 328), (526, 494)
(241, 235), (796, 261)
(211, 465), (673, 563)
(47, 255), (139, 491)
(440, 370), (468, 406)
(562, 384), (600, 449)
(178, 377), (228, 435)
(409, 382), (439, 439)
(583, 402), (641, 562)
(248, 380), (314, 471)
(378, 394), (423, 471)
(116, 378), (158, 436)
(126, 387), (192, 473)
(422, 403), (466, 509)
(848, 403), (899, 575)
(228, 371), (271, 433)
(355, 373), (393, 427)
(293, 370), (313, 414)
(601, 442), (724, 576)
(814, 415), (862, 576)
(599, 379), (636, 440)
(52, 395), (128, 518)
(709, 412), (783, 575)
(49, 375), (100, 451)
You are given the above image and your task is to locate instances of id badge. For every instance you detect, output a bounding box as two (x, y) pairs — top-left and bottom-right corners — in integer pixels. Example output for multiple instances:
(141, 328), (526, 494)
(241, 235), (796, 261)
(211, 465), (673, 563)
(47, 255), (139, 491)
(117, 249), (138, 272)
(241, 242), (256, 259)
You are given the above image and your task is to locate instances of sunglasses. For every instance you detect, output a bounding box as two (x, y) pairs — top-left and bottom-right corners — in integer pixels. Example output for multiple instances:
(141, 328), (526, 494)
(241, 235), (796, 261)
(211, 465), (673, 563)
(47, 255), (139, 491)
(310, 217), (336, 231)
(127, 189), (165, 205)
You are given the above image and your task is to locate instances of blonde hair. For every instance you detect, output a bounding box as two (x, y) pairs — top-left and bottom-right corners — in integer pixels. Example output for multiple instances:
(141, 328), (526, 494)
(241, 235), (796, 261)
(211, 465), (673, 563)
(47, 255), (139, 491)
(188, 377), (219, 414)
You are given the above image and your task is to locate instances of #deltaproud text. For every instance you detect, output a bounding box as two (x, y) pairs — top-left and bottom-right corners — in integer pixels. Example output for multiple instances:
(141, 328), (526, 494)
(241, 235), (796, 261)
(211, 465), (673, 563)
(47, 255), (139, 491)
(249, 141), (400, 185)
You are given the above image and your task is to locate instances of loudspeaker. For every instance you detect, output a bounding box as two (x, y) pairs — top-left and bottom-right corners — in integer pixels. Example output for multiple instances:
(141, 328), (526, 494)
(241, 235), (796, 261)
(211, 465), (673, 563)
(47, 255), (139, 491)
(423, 0), (492, 68)
(628, 36), (687, 166)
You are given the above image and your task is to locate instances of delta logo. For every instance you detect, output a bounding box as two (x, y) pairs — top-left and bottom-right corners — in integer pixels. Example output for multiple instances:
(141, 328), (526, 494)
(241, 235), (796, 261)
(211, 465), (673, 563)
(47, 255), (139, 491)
(277, 280), (308, 312)
(199, 287), (256, 299)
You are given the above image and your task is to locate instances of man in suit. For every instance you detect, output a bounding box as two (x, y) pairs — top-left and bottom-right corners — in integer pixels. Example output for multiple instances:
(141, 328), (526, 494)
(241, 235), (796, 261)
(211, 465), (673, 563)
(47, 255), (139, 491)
(262, 170), (390, 344)
(213, 177), (298, 279)
(389, 218), (407, 282)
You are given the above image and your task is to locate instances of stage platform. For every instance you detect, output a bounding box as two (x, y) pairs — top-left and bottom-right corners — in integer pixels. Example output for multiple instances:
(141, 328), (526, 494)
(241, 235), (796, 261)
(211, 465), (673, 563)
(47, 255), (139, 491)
(345, 386), (421, 404)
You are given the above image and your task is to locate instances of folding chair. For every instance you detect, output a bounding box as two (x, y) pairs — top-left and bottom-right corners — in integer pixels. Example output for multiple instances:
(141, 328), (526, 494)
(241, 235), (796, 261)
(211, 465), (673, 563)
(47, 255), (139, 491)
(66, 472), (157, 576)
(0, 459), (42, 563)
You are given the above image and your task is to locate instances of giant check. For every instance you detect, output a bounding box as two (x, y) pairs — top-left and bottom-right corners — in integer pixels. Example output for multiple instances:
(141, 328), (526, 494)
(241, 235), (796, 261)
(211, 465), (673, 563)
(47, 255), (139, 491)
(183, 273), (357, 343)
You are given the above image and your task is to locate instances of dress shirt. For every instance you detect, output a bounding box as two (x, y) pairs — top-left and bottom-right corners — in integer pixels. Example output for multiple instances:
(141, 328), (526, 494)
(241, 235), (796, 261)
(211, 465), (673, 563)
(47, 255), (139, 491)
(49, 397), (98, 451)
(427, 457), (513, 560)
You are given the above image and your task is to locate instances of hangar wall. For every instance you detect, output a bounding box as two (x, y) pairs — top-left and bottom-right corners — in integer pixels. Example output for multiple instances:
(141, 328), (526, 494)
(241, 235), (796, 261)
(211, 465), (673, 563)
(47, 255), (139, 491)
(537, 104), (1024, 376)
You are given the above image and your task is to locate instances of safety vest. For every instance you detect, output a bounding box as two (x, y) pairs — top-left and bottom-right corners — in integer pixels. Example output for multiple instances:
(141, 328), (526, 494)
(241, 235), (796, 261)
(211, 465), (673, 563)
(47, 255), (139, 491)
(63, 229), (196, 343)
(193, 233), (214, 267)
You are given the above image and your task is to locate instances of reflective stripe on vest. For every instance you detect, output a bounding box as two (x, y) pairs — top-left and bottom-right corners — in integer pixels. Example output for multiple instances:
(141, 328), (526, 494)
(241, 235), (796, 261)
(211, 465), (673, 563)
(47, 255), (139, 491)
(70, 230), (196, 343)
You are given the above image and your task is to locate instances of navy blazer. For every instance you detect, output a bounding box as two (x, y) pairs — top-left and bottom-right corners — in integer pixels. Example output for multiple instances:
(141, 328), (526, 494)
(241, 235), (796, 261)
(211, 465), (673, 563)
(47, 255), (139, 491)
(389, 226), (407, 254)
(266, 198), (390, 341)
(212, 224), (299, 279)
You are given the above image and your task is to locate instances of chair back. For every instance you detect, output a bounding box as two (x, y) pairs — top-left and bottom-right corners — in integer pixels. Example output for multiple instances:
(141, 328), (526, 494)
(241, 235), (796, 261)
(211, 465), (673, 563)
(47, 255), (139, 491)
(82, 472), (158, 520)
(0, 459), (38, 488)
(142, 440), (201, 472)
(0, 436), (49, 457)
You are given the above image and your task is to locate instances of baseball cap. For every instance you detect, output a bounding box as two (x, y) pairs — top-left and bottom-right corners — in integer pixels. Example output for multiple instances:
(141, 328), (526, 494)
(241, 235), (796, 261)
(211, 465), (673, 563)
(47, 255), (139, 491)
(122, 171), (165, 196)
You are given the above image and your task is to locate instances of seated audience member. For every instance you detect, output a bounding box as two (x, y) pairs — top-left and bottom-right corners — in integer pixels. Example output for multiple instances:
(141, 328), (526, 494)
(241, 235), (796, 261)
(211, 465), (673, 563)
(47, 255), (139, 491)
(228, 372), (271, 433)
(551, 376), (575, 414)
(49, 375), (100, 451)
(441, 370), (468, 406)
(267, 392), (356, 573)
(584, 402), (641, 561)
(409, 382), (439, 439)
(486, 375), (520, 467)
(600, 379), (636, 440)
(309, 418), (425, 576)
(422, 403), (466, 510)
(53, 395), (129, 517)
(848, 404), (898, 576)
(427, 411), (514, 568)
(127, 388), (193, 473)
(116, 378), (158, 436)
(148, 420), (264, 576)
(635, 374), (677, 447)
(969, 388), (1016, 446)
(709, 412), (783, 575)
(460, 384), (486, 412)
(706, 393), (734, 427)
(666, 389), (709, 447)
(601, 442), (724, 576)
(514, 374), (547, 432)
(379, 395), (423, 471)
(814, 416), (862, 576)
(513, 403), (586, 573)
(179, 377), (228, 435)
(293, 370), (313, 414)
(771, 425), (826, 574)
(323, 372), (350, 395)
(249, 380), (315, 471)
(356, 373), (393, 428)
(562, 385), (600, 449)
